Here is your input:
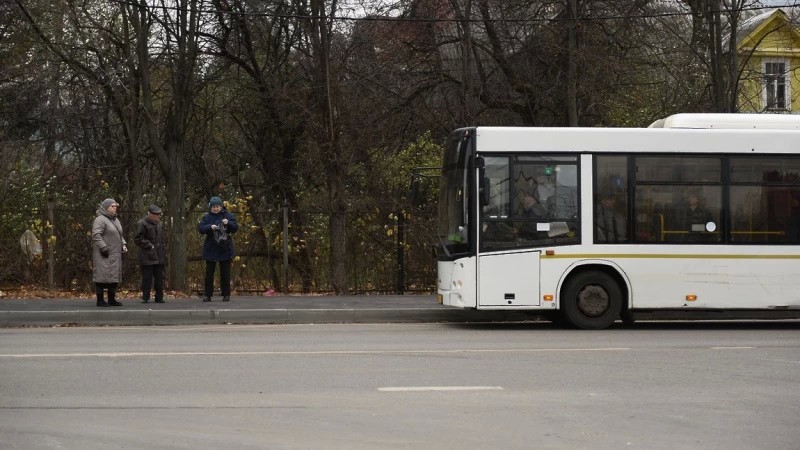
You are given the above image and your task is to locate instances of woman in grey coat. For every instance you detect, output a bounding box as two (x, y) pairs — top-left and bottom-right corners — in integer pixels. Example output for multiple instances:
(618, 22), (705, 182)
(92, 198), (127, 307)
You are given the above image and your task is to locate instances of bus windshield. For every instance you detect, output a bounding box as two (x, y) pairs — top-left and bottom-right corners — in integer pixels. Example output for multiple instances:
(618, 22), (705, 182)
(437, 130), (472, 257)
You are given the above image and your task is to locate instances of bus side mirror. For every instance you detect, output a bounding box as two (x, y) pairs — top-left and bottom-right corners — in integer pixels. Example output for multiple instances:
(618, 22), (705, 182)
(409, 167), (441, 207)
(476, 157), (489, 207)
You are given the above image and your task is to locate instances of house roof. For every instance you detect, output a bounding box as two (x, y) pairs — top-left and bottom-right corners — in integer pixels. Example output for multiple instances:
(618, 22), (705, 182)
(736, 7), (800, 50)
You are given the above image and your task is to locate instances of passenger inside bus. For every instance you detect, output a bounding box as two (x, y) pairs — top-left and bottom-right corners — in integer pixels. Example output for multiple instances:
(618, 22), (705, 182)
(595, 193), (627, 243)
(517, 190), (548, 219)
(534, 176), (555, 204)
(669, 190), (716, 242)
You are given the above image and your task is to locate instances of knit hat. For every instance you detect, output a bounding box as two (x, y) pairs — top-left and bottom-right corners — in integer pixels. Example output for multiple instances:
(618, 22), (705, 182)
(209, 197), (223, 208)
(101, 198), (118, 209)
(148, 204), (162, 215)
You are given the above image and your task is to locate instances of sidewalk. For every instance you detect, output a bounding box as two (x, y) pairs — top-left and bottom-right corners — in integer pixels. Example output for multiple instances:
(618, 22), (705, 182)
(0, 295), (536, 327)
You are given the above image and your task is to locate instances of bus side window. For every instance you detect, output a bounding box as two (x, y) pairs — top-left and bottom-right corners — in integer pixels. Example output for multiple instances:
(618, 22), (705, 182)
(594, 157), (628, 243)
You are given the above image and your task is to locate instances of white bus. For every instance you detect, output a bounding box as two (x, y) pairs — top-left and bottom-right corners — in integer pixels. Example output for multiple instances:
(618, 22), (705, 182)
(436, 114), (800, 329)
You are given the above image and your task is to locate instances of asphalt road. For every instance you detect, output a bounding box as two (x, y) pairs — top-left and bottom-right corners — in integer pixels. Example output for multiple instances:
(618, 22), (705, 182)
(1, 322), (799, 449)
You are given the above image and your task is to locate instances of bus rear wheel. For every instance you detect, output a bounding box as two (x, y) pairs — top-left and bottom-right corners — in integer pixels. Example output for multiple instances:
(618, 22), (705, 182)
(562, 271), (622, 330)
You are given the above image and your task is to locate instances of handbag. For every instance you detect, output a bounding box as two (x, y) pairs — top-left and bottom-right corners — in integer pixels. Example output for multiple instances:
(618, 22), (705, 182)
(213, 224), (229, 246)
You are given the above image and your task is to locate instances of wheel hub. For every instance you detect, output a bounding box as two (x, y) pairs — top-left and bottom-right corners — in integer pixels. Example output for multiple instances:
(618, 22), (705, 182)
(577, 284), (609, 317)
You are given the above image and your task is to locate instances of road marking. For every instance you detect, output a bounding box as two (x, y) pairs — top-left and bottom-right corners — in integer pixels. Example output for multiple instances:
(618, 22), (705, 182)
(378, 386), (504, 392)
(0, 347), (631, 358)
(710, 346), (756, 350)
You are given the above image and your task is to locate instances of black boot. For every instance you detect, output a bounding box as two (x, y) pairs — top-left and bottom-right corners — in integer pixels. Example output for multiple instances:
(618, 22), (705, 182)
(107, 289), (122, 307)
(203, 297), (211, 302)
(222, 296), (230, 302)
(96, 285), (108, 307)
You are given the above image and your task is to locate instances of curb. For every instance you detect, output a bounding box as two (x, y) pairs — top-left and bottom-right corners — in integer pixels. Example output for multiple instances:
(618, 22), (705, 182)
(0, 308), (537, 327)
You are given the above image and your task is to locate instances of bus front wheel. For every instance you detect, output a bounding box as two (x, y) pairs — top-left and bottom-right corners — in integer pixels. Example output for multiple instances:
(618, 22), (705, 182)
(561, 271), (622, 330)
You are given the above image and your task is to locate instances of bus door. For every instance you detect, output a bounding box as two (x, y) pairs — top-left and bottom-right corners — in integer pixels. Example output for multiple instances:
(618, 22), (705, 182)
(475, 154), (542, 307)
(478, 251), (540, 306)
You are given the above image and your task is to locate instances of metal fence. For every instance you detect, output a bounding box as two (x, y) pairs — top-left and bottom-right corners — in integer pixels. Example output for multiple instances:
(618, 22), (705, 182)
(0, 205), (437, 295)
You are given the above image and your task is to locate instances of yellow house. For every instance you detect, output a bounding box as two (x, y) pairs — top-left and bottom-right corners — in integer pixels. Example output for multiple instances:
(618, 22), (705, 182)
(737, 8), (800, 113)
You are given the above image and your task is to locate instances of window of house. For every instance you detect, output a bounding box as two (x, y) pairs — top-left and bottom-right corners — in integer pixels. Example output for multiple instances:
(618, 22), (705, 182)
(763, 59), (789, 111)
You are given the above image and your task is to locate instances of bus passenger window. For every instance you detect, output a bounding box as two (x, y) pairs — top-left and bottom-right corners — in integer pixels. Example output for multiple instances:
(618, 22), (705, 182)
(594, 157), (628, 243)
(634, 156), (722, 244)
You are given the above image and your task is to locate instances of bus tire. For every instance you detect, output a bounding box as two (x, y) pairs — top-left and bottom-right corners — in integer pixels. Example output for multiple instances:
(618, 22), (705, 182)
(561, 271), (622, 330)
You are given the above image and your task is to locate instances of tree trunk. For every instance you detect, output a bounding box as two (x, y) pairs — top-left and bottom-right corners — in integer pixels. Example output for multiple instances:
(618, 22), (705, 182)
(727, 3), (742, 113)
(455, 0), (474, 125)
(307, 0), (348, 294)
(165, 149), (187, 291)
(567, 0), (579, 126)
(133, 0), (200, 291)
(707, 0), (726, 112)
(329, 181), (348, 294)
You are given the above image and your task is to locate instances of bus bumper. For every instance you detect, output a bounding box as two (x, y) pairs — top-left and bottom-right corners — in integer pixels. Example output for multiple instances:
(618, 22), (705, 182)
(437, 258), (477, 308)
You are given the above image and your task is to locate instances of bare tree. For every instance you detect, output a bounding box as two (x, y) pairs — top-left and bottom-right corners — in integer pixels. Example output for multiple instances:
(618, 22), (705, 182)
(682, 0), (757, 113)
(13, 0), (155, 287)
(433, 0), (658, 126)
(132, 0), (208, 290)
(203, 0), (316, 291)
(296, 0), (351, 293)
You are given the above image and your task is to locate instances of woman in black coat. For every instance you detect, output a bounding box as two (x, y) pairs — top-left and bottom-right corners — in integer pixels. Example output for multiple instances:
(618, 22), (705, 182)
(197, 197), (238, 302)
(134, 204), (167, 303)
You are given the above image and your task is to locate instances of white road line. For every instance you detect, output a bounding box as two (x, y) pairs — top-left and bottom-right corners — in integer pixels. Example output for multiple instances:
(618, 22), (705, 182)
(710, 346), (756, 350)
(378, 386), (504, 392)
(0, 347), (631, 358)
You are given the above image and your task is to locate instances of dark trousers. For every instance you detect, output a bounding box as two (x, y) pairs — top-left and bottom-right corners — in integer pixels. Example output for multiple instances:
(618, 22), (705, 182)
(204, 260), (231, 297)
(141, 264), (165, 301)
(95, 282), (118, 303)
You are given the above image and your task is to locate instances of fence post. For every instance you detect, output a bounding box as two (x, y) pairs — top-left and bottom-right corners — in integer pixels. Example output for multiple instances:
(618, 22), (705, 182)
(47, 200), (55, 289)
(396, 210), (405, 294)
(283, 205), (289, 294)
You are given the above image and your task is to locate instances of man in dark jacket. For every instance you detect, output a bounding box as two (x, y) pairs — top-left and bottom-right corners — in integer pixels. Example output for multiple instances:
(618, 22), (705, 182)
(134, 204), (167, 303)
(197, 197), (238, 302)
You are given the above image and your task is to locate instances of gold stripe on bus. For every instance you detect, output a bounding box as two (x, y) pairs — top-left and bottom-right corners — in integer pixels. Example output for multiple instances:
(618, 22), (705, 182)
(541, 253), (800, 259)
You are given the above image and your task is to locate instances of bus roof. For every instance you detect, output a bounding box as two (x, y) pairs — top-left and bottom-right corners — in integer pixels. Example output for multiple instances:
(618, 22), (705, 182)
(471, 126), (800, 154)
(649, 113), (800, 129)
